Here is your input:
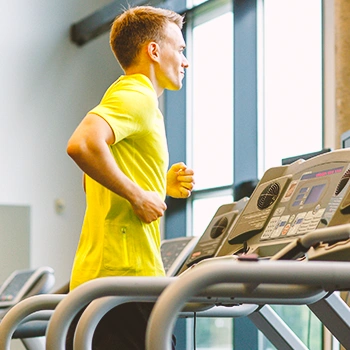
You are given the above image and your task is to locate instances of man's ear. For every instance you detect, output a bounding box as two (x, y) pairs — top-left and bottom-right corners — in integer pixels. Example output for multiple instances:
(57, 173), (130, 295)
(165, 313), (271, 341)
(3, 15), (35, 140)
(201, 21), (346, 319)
(147, 42), (160, 62)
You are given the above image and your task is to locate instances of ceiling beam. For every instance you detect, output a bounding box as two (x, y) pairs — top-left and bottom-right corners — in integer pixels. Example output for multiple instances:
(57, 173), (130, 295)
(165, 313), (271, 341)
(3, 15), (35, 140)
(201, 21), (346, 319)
(70, 0), (187, 46)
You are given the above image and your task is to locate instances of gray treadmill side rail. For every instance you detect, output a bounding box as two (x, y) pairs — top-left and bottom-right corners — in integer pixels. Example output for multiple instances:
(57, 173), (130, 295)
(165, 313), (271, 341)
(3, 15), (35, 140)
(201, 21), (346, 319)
(73, 298), (258, 350)
(43, 273), (326, 350)
(73, 300), (311, 350)
(0, 295), (65, 350)
(146, 258), (350, 350)
(0, 274), (325, 350)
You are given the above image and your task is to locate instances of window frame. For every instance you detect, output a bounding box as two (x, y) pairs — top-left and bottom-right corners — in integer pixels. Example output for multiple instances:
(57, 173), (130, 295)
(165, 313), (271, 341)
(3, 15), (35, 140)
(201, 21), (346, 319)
(164, 0), (260, 347)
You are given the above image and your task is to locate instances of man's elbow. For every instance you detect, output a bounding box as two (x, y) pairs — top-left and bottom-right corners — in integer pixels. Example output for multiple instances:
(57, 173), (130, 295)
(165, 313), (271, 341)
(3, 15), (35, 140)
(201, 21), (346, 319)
(66, 139), (84, 161)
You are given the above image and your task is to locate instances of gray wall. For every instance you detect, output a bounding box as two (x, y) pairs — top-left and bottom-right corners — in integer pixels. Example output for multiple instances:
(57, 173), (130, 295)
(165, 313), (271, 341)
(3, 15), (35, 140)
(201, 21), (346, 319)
(0, 0), (123, 289)
(0, 205), (30, 283)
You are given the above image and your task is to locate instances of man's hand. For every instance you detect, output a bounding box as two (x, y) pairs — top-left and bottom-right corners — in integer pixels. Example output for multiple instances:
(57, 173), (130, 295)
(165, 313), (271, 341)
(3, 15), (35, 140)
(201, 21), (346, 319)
(166, 162), (195, 198)
(130, 190), (167, 224)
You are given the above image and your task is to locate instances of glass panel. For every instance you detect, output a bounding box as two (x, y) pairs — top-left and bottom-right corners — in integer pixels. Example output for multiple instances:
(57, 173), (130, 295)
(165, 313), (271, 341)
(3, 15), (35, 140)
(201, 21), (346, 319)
(196, 318), (233, 349)
(191, 11), (233, 190)
(260, 0), (323, 174)
(260, 305), (323, 350)
(189, 3), (234, 348)
(258, 1), (323, 349)
(191, 194), (233, 349)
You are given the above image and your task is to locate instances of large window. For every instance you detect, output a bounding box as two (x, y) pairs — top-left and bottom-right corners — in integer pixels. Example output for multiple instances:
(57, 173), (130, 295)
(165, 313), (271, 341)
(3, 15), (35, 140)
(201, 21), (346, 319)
(165, 0), (325, 348)
(187, 1), (234, 348)
(258, 0), (323, 348)
(259, 0), (323, 174)
(189, 0), (234, 235)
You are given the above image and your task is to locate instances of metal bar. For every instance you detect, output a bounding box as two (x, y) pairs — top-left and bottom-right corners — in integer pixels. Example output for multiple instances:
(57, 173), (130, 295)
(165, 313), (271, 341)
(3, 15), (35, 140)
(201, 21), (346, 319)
(70, 0), (187, 46)
(248, 305), (308, 350)
(0, 295), (64, 350)
(233, 0), (258, 188)
(4, 259), (349, 350)
(145, 259), (350, 350)
(73, 297), (258, 350)
(308, 292), (350, 349)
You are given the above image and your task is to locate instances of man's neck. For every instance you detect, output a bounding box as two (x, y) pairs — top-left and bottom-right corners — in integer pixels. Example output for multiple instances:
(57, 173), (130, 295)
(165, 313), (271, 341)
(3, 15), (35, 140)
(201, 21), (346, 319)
(124, 65), (164, 98)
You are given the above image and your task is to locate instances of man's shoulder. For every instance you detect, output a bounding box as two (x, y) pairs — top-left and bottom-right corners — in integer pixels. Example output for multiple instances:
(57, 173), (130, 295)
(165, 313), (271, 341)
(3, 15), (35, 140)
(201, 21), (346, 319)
(103, 77), (157, 113)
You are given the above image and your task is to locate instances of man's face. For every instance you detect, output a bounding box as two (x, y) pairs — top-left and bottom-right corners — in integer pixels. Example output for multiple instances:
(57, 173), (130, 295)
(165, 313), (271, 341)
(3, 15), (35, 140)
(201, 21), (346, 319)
(156, 22), (189, 91)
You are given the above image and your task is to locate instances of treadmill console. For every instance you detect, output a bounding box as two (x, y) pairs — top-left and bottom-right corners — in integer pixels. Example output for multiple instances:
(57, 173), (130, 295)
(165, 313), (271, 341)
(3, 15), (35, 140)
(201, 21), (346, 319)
(161, 236), (199, 276)
(177, 197), (248, 274)
(0, 267), (55, 309)
(217, 149), (350, 259)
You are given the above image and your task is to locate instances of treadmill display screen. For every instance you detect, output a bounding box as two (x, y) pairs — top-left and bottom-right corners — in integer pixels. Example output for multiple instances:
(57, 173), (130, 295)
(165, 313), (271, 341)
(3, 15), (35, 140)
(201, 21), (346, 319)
(292, 184), (326, 207)
(304, 184), (326, 205)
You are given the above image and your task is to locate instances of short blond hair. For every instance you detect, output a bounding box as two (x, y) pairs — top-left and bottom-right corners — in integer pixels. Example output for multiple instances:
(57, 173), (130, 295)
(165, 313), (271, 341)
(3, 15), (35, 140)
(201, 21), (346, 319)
(110, 6), (184, 70)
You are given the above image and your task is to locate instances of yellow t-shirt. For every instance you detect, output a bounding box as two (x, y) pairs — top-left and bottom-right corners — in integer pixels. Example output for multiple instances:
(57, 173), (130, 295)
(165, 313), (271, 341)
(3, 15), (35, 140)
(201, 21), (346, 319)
(70, 74), (169, 290)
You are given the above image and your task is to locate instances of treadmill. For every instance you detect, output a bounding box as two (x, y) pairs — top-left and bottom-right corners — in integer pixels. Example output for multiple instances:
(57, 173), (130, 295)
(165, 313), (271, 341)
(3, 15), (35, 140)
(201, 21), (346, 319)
(147, 148), (350, 349)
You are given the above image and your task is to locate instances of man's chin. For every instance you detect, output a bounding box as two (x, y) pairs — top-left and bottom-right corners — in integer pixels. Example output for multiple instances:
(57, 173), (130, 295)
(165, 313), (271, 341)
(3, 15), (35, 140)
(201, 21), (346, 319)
(167, 83), (183, 91)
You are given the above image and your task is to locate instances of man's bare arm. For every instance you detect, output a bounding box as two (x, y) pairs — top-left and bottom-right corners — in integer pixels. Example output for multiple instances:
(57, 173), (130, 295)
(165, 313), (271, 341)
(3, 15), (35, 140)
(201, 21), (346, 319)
(67, 113), (166, 223)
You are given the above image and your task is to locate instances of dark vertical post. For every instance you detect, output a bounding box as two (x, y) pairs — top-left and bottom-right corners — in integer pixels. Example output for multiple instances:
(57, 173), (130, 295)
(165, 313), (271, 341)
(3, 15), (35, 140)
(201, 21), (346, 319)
(233, 0), (259, 346)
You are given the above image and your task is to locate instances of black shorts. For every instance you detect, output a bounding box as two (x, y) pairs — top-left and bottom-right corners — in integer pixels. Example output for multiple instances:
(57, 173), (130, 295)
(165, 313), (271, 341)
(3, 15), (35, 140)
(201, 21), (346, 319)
(66, 302), (176, 350)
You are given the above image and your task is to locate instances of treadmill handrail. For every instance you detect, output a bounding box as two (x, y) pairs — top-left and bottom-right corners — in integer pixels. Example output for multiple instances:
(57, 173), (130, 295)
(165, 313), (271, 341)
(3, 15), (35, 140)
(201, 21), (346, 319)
(271, 223), (350, 260)
(0, 277), (325, 350)
(0, 294), (64, 350)
(45, 277), (174, 350)
(73, 297), (259, 350)
(45, 271), (328, 350)
(146, 258), (350, 350)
